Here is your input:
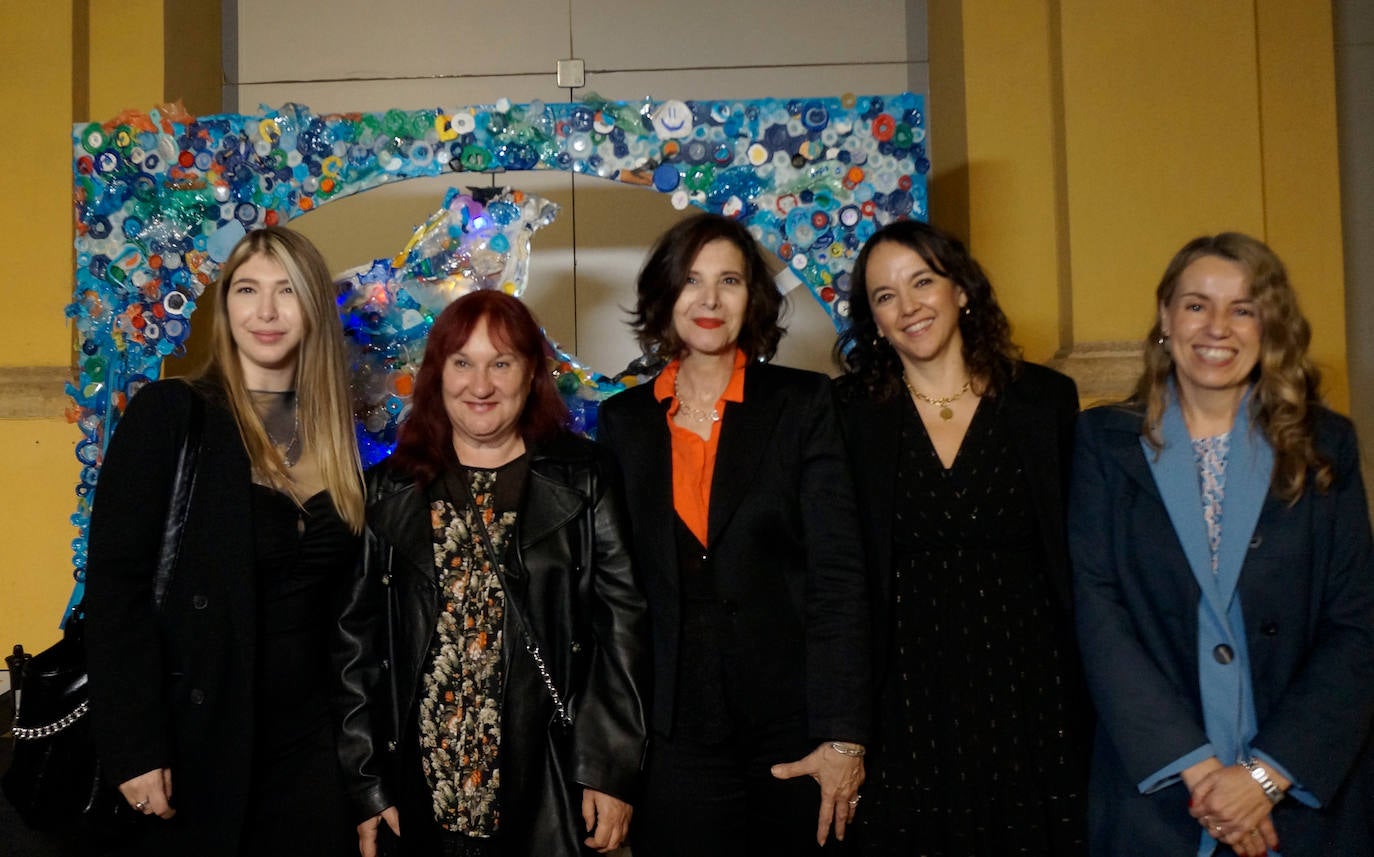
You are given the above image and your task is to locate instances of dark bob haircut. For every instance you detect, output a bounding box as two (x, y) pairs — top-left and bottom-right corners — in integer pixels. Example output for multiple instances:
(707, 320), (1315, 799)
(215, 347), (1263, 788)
(390, 289), (568, 482)
(630, 213), (785, 361)
(834, 219), (1020, 401)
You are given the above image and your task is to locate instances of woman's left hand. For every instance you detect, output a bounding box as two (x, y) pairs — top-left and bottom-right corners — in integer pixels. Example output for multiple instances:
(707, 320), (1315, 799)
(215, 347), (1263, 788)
(771, 742), (866, 846)
(581, 788), (632, 853)
(1189, 765), (1280, 856)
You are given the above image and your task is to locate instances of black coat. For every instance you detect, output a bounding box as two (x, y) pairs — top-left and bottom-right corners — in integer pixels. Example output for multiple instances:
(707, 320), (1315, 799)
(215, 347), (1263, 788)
(838, 362), (1081, 684)
(335, 432), (649, 857)
(597, 362), (870, 744)
(85, 380), (265, 855)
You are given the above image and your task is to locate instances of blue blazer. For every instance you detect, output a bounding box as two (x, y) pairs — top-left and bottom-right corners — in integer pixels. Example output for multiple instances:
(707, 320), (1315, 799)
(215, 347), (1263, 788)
(1070, 402), (1374, 855)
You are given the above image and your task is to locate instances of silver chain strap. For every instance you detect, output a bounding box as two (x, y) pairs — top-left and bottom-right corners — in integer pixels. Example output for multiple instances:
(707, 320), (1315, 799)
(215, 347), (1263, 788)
(11, 699), (90, 740)
(522, 638), (571, 729)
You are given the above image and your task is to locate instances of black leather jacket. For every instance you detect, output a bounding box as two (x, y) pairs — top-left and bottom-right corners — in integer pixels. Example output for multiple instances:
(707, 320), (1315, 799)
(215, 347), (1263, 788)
(334, 433), (650, 856)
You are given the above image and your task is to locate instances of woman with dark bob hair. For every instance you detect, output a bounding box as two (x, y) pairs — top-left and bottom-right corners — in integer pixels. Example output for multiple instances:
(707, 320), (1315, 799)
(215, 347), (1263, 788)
(1071, 233), (1374, 856)
(335, 289), (650, 857)
(835, 219), (1091, 855)
(598, 212), (870, 856)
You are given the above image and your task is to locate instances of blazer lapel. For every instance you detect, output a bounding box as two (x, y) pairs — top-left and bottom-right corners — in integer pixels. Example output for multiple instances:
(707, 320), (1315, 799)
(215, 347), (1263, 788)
(1144, 401), (1228, 621)
(518, 470), (584, 551)
(1213, 394), (1274, 605)
(708, 367), (784, 547)
(1002, 388), (1073, 612)
(1142, 390), (1273, 622)
(374, 479), (440, 587)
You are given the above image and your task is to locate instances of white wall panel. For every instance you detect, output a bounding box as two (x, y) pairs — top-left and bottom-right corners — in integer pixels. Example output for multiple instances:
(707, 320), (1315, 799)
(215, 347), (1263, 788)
(232, 0), (571, 81)
(571, 0), (906, 70)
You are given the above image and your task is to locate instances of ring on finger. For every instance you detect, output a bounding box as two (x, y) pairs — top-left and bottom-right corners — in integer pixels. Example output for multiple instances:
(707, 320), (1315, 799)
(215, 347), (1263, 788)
(134, 799), (149, 812)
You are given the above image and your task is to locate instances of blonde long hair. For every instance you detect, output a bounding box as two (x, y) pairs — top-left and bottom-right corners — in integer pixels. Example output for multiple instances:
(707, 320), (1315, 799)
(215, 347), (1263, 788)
(205, 226), (364, 531)
(1134, 232), (1330, 503)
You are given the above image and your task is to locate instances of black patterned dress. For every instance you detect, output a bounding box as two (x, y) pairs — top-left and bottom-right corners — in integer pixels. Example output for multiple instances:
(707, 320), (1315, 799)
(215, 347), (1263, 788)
(417, 459), (524, 854)
(860, 396), (1087, 856)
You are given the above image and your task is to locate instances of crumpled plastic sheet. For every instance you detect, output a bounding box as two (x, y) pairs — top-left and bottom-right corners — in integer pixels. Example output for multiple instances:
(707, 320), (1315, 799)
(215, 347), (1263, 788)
(339, 186), (630, 467)
(64, 92), (927, 599)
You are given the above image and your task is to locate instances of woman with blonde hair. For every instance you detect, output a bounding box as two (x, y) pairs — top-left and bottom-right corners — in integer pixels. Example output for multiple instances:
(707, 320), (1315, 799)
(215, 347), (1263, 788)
(1071, 232), (1374, 855)
(85, 226), (365, 856)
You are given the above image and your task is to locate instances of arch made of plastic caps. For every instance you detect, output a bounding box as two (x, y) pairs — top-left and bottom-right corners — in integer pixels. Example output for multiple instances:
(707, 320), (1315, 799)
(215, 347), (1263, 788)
(65, 92), (927, 604)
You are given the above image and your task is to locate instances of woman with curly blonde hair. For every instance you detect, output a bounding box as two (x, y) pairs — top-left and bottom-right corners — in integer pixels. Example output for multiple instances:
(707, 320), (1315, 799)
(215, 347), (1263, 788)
(1071, 232), (1374, 856)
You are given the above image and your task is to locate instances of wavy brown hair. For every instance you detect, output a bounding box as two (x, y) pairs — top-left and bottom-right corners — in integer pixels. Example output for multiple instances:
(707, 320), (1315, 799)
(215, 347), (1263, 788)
(1134, 232), (1330, 502)
(834, 219), (1021, 401)
(630, 213), (785, 361)
(206, 226), (364, 531)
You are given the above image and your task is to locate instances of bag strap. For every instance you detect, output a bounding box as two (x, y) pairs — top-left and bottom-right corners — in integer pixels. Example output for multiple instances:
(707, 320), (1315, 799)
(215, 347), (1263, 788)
(152, 385), (204, 610)
(454, 470), (574, 730)
(16, 387), (204, 739)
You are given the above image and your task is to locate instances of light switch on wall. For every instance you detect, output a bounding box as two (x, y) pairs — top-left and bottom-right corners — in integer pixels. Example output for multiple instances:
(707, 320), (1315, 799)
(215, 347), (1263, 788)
(556, 58), (585, 89)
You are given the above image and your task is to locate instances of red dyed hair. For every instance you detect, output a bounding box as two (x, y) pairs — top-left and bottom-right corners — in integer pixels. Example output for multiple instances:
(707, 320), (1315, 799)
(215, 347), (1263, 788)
(390, 290), (569, 482)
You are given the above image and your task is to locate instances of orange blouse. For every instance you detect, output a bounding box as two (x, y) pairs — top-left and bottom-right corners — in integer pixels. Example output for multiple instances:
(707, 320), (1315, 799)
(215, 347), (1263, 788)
(652, 350), (748, 546)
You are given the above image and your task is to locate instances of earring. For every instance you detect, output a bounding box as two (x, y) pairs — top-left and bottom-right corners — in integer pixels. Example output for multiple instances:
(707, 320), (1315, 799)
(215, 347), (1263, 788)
(1157, 333), (1169, 347)
(961, 306), (971, 317)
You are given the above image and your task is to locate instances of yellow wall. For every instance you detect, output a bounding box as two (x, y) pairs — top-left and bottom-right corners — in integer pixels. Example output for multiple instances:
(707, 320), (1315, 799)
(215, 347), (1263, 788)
(0, 0), (219, 655)
(0, 2), (83, 655)
(930, 0), (1348, 409)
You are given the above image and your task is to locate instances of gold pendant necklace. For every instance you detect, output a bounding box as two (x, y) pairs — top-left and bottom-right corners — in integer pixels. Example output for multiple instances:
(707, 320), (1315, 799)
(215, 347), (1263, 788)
(903, 377), (970, 421)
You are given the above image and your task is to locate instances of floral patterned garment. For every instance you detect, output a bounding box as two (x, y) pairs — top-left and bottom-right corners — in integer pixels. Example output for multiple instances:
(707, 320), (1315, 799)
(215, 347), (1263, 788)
(1192, 432), (1231, 575)
(419, 467), (518, 835)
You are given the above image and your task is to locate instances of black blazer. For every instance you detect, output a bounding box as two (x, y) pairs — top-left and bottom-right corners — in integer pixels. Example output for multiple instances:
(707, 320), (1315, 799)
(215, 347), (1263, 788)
(85, 380), (263, 855)
(335, 433), (650, 857)
(1071, 402), (1374, 854)
(599, 362), (870, 745)
(838, 362), (1080, 682)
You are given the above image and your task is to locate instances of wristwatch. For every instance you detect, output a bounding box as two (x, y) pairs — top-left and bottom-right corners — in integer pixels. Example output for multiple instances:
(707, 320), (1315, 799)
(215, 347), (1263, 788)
(1241, 759), (1285, 805)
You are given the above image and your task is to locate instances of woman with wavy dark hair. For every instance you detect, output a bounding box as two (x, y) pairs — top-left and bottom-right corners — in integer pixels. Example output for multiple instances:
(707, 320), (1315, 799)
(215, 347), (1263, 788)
(599, 212), (870, 856)
(835, 219), (1090, 855)
(1071, 233), (1374, 856)
(335, 289), (650, 857)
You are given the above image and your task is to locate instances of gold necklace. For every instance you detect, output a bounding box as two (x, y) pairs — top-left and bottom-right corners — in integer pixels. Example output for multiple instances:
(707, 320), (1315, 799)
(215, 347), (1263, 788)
(903, 377), (970, 421)
(673, 370), (721, 424)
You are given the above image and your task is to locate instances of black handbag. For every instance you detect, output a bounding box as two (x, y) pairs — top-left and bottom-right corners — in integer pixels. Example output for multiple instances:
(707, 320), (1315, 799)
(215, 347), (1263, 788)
(2, 386), (204, 839)
(2, 610), (142, 842)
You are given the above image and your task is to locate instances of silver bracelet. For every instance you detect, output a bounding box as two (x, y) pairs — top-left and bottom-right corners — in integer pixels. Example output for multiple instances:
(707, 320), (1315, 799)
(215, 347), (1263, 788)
(1241, 759), (1285, 805)
(829, 741), (865, 757)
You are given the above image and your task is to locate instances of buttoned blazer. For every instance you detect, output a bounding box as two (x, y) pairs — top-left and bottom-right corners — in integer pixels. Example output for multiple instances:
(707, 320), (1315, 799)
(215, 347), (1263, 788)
(334, 432), (649, 857)
(1070, 402), (1374, 854)
(598, 362), (871, 744)
(839, 362), (1080, 685)
(85, 379), (262, 855)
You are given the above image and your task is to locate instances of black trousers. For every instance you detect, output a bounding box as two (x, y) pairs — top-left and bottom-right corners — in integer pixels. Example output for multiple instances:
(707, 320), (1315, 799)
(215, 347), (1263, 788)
(633, 716), (852, 857)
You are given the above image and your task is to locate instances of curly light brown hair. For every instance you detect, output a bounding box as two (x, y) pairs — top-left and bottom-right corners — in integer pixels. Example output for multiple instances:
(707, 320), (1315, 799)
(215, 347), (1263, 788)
(1135, 232), (1330, 502)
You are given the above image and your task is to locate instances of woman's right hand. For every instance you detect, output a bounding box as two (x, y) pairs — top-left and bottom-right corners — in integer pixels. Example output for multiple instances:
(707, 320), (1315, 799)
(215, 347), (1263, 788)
(357, 805), (400, 857)
(118, 767), (175, 819)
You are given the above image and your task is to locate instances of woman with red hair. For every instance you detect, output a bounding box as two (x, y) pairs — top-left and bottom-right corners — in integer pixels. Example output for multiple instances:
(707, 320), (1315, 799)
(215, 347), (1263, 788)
(335, 289), (650, 857)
